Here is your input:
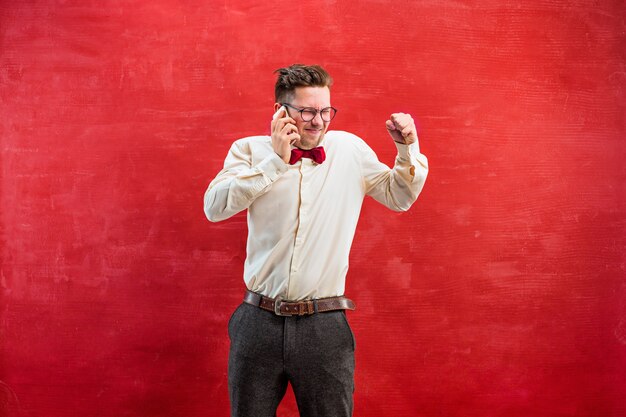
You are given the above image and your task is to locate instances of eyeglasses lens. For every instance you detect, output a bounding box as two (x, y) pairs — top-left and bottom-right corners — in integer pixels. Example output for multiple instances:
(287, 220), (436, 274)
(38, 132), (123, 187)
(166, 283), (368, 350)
(301, 108), (336, 122)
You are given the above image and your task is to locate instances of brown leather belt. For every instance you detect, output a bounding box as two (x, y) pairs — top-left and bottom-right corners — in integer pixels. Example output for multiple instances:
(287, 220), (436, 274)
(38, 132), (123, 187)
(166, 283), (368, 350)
(243, 290), (355, 316)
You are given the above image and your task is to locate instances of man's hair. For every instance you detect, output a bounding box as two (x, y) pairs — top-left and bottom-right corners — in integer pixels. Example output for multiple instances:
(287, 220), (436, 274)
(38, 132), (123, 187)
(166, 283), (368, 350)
(274, 64), (333, 103)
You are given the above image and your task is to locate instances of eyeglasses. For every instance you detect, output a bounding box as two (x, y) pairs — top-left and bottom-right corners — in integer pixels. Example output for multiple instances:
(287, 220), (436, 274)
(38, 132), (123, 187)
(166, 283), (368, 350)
(281, 103), (338, 122)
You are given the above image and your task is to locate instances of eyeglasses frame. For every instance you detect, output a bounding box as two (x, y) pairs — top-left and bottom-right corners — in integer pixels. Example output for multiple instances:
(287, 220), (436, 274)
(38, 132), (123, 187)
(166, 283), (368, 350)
(280, 102), (338, 122)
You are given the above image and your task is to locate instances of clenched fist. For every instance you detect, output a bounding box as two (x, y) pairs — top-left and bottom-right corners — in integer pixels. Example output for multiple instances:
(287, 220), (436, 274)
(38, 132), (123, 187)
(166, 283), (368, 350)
(386, 113), (418, 145)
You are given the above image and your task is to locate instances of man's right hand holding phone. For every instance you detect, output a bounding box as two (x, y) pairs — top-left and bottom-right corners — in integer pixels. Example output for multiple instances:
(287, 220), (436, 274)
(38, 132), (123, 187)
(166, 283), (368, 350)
(271, 106), (300, 164)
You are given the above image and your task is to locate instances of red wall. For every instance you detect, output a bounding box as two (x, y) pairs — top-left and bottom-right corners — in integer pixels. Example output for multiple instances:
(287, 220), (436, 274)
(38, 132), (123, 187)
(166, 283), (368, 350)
(1, 1), (625, 416)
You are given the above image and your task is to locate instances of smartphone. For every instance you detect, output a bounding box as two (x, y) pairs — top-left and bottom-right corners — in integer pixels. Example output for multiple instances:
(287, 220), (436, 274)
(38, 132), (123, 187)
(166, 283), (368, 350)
(272, 106), (298, 145)
(272, 106), (288, 121)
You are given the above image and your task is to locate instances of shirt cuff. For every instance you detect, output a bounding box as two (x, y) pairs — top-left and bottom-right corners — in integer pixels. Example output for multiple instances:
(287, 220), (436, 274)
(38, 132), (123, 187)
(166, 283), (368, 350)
(395, 142), (428, 167)
(257, 152), (289, 182)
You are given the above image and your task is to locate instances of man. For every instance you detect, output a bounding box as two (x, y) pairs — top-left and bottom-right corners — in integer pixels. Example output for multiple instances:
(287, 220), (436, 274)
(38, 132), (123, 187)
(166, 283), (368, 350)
(204, 64), (428, 417)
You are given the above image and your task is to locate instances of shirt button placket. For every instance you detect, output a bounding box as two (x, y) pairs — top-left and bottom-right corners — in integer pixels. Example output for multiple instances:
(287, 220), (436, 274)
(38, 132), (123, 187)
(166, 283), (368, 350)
(289, 162), (310, 298)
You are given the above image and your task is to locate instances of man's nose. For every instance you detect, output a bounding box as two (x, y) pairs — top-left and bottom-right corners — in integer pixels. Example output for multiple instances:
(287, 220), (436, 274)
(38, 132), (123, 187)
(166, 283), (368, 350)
(310, 111), (324, 125)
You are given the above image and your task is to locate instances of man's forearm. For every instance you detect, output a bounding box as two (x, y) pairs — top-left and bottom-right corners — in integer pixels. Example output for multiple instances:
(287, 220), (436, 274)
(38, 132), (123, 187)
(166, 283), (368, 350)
(364, 141), (428, 212)
(204, 153), (288, 222)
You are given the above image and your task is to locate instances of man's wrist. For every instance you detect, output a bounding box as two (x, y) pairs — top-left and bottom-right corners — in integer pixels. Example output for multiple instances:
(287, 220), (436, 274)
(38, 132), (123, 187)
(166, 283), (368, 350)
(259, 153), (289, 181)
(394, 139), (420, 160)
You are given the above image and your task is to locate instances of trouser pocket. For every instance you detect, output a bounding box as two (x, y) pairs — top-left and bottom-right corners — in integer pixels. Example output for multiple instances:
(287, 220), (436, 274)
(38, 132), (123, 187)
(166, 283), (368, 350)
(227, 303), (245, 340)
(339, 311), (356, 351)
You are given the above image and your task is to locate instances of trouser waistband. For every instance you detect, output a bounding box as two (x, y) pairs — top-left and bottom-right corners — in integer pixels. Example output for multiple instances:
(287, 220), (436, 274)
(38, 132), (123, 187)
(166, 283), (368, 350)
(243, 290), (356, 317)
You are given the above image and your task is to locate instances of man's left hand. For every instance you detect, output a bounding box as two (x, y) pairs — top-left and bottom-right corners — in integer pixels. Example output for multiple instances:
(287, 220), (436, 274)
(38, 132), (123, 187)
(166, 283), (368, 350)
(386, 113), (417, 145)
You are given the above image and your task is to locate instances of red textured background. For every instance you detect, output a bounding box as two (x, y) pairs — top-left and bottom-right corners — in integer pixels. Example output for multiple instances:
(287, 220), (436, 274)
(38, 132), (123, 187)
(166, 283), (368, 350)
(1, 1), (625, 416)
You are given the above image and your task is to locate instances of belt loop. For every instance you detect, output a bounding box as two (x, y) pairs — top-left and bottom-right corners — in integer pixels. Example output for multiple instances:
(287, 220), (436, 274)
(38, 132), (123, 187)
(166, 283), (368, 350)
(313, 299), (318, 313)
(305, 301), (313, 315)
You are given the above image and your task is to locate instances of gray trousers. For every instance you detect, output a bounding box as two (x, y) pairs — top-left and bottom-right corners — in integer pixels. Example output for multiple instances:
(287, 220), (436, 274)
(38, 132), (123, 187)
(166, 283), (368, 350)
(227, 302), (356, 417)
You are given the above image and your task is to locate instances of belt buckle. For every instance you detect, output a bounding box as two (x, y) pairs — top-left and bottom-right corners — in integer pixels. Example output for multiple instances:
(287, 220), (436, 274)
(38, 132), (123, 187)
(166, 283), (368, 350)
(274, 296), (292, 317)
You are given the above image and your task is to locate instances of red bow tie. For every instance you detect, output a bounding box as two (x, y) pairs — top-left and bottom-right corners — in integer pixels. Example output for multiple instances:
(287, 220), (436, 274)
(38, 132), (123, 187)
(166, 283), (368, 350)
(289, 147), (326, 165)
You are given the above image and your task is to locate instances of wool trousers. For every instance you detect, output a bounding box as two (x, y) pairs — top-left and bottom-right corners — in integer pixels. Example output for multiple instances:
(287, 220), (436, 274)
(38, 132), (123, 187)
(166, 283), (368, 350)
(227, 302), (356, 417)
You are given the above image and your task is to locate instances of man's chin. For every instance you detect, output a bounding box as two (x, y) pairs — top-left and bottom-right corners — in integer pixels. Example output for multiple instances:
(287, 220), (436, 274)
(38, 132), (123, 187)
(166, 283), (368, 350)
(297, 133), (324, 150)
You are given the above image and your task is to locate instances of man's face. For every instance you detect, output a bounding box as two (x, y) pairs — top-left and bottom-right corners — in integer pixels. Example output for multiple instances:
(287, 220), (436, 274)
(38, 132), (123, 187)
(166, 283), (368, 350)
(277, 86), (331, 150)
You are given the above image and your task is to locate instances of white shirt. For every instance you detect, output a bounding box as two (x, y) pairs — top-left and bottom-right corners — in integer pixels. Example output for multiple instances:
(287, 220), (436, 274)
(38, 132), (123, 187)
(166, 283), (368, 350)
(204, 130), (428, 301)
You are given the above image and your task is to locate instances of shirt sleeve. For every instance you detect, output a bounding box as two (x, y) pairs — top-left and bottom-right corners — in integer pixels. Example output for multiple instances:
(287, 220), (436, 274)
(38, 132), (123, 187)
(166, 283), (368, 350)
(204, 139), (289, 222)
(361, 140), (429, 212)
